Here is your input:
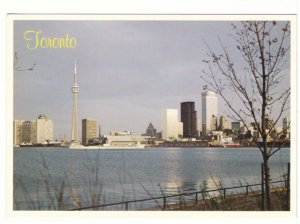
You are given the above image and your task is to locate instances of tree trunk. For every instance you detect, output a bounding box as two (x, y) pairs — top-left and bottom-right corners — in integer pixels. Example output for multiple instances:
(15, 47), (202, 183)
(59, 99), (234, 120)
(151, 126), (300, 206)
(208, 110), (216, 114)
(263, 155), (272, 210)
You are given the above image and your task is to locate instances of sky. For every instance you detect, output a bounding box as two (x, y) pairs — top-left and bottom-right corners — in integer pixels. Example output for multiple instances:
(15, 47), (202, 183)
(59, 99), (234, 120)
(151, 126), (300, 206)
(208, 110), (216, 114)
(13, 19), (290, 139)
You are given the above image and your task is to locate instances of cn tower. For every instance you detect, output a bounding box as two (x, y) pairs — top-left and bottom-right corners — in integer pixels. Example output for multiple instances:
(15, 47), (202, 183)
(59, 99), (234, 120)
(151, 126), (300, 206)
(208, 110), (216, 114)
(71, 60), (79, 143)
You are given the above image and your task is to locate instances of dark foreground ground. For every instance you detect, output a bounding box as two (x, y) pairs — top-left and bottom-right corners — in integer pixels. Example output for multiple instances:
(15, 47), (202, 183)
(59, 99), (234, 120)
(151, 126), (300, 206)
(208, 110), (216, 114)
(150, 188), (289, 211)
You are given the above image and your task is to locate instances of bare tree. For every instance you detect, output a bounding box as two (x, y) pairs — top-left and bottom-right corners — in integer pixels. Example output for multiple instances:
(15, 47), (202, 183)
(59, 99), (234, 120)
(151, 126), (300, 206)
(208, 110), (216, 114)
(14, 52), (36, 71)
(202, 21), (290, 210)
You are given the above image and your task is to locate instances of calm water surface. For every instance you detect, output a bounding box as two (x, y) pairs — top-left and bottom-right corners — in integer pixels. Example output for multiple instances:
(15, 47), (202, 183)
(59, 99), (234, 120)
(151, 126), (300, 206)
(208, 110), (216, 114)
(13, 147), (290, 210)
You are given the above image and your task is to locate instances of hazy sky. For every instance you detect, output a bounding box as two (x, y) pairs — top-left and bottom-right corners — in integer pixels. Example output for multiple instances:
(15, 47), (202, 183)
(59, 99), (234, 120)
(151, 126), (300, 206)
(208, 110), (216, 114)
(13, 19), (290, 139)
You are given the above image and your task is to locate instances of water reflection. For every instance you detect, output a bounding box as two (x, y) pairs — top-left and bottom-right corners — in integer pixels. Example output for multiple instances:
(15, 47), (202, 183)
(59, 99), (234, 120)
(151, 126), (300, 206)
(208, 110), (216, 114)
(161, 149), (183, 195)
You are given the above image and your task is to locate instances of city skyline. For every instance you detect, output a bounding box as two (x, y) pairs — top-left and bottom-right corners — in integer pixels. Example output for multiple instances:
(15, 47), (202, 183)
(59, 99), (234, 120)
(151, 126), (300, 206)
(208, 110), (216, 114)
(13, 20), (290, 138)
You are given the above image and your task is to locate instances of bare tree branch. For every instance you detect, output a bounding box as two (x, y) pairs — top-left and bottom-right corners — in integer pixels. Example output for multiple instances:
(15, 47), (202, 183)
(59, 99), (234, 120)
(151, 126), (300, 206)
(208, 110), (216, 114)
(202, 21), (290, 210)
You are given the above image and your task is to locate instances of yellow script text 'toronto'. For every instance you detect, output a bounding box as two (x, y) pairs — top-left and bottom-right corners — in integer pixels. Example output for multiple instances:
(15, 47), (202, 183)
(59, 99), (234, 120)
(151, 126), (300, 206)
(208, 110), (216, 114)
(23, 30), (77, 49)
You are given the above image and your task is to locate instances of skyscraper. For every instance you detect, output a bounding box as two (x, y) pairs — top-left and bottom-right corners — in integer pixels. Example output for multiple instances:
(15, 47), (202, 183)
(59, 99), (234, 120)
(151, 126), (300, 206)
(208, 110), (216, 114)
(161, 109), (182, 140)
(282, 117), (289, 130)
(35, 114), (53, 144)
(71, 60), (79, 143)
(13, 120), (22, 145)
(181, 102), (197, 138)
(219, 115), (229, 130)
(21, 121), (32, 144)
(82, 118), (97, 145)
(202, 91), (218, 135)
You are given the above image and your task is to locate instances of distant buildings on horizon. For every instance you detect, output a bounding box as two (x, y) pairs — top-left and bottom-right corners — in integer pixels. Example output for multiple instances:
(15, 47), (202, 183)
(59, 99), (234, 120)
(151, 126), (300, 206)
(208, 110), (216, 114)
(13, 89), (290, 145)
(13, 114), (53, 145)
(160, 90), (220, 141)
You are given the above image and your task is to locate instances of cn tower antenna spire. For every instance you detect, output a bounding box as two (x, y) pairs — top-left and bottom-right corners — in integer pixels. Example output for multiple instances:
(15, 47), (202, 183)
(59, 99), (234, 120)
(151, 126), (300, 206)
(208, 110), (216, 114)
(74, 58), (77, 75)
(74, 58), (78, 85)
(71, 59), (79, 144)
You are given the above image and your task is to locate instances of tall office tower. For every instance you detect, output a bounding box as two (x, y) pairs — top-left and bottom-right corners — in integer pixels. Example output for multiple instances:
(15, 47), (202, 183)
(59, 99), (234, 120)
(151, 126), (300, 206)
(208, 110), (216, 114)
(202, 91), (218, 135)
(282, 117), (289, 130)
(146, 122), (157, 138)
(71, 60), (79, 143)
(21, 121), (32, 143)
(35, 114), (53, 144)
(82, 118), (97, 145)
(181, 102), (197, 138)
(13, 120), (23, 145)
(219, 115), (229, 130)
(161, 109), (181, 140)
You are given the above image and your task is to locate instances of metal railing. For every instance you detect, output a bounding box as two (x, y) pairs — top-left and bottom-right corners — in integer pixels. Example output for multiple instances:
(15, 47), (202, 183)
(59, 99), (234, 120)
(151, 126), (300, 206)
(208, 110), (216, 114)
(70, 179), (287, 211)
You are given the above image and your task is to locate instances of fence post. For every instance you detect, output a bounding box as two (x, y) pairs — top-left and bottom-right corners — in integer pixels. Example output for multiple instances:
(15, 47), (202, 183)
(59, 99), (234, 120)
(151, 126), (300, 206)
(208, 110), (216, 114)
(246, 185), (249, 196)
(261, 163), (265, 211)
(223, 189), (226, 199)
(195, 193), (198, 203)
(286, 163), (290, 211)
(163, 197), (166, 210)
(125, 202), (128, 211)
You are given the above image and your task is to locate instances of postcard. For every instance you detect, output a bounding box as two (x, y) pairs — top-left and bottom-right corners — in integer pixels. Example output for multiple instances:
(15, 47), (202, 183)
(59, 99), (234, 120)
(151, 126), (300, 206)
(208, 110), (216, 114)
(7, 14), (297, 220)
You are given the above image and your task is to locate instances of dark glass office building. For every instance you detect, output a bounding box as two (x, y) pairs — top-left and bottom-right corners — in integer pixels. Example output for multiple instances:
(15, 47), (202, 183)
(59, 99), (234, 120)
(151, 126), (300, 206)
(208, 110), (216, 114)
(181, 102), (198, 138)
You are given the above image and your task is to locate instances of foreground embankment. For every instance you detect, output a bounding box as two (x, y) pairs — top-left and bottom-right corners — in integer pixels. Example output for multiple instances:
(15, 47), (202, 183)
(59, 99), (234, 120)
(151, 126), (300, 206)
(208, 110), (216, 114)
(150, 187), (289, 211)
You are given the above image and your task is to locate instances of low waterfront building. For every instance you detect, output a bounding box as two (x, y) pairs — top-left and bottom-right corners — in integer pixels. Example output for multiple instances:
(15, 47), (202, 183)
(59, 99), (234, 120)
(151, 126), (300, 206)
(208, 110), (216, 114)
(105, 131), (146, 147)
(231, 121), (241, 132)
(158, 140), (209, 147)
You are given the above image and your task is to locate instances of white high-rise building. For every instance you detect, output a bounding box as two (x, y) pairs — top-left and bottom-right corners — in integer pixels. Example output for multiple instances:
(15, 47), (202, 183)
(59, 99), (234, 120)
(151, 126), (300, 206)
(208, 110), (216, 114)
(161, 109), (182, 140)
(202, 91), (218, 135)
(35, 114), (53, 144)
(71, 60), (80, 143)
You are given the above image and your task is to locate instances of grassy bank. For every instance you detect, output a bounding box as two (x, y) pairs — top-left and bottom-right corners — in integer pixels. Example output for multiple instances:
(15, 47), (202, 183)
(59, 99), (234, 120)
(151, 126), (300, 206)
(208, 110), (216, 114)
(149, 187), (288, 211)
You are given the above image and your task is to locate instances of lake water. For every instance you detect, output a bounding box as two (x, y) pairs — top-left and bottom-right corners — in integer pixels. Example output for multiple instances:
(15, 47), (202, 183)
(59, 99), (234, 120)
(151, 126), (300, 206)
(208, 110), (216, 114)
(13, 147), (290, 210)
